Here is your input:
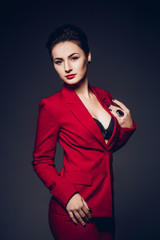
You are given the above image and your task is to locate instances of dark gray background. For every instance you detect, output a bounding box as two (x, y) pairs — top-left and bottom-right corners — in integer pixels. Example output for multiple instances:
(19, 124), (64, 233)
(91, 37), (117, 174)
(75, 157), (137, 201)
(1, 1), (160, 239)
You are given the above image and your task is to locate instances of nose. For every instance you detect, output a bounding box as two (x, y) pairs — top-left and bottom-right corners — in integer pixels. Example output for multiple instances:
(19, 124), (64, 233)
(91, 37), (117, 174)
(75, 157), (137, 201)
(64, 60), (72, 73)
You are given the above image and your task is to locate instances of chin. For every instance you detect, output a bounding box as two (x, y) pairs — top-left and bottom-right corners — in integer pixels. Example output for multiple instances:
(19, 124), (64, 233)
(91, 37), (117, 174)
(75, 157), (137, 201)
(62, 75), (86, 87)
(62, 80), (79, 86)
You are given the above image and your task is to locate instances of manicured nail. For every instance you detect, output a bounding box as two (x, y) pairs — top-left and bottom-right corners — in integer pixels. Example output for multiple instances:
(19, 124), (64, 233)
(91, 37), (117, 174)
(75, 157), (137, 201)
(107, 104), (111, 107)
(113, 102), (119, 107)
(116, 109), (124, 117)
(83, 224), (86, 227)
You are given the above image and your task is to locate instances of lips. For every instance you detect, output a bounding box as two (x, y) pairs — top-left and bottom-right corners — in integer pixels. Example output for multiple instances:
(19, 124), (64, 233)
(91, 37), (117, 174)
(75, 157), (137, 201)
(65, 74), (77, 79)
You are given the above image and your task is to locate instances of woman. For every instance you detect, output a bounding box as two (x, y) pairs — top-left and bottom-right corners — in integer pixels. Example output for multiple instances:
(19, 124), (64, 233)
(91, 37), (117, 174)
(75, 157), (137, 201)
(32, 24), (137, 240)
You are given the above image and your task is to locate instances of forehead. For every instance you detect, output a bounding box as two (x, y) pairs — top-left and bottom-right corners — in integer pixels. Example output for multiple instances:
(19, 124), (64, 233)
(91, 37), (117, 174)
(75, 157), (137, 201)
(51, 41), (84, 58)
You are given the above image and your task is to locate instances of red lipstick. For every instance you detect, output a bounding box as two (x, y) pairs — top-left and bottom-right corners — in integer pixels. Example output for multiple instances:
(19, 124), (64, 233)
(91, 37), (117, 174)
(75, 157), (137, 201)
(65, 74), (77, 79)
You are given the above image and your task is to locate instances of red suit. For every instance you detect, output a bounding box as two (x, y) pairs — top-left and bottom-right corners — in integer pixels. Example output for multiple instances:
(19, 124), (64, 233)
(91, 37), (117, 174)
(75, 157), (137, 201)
(32, 82), (137, 239)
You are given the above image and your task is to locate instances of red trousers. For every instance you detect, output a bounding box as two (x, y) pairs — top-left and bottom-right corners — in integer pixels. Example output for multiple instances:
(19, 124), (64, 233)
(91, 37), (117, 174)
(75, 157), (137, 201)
(48, 203), (115, 240)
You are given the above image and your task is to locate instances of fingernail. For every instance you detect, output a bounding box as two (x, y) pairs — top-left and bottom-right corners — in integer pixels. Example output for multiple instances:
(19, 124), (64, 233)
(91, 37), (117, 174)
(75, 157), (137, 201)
(113, 102), (119, 107)
(83, 224), (86, 227)
(116, 109), (124, 116)
(107, 104), (111, 107)
(112, 99), (115, 101)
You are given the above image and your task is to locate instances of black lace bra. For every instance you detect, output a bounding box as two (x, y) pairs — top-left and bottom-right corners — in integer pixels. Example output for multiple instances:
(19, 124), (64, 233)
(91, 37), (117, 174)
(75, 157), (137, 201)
(93, 117), (114, 140)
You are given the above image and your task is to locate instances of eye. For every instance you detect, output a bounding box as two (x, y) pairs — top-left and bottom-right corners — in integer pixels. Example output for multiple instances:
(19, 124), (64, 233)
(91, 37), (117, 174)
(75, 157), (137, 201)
(71, 56), (79, 61)
(54, 60), (62, 65)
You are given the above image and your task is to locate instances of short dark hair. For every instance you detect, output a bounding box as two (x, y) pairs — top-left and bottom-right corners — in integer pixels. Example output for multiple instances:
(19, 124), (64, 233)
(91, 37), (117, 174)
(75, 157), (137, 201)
(45, 24), (90, 62)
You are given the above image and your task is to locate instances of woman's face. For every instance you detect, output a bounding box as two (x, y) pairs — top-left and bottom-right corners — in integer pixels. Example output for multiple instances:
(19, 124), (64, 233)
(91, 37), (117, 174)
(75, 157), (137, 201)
(51, 41), (91, 85)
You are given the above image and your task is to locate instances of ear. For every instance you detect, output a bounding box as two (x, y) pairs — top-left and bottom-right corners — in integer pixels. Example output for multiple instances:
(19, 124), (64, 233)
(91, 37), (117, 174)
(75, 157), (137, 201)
(87, 51), (91, 63)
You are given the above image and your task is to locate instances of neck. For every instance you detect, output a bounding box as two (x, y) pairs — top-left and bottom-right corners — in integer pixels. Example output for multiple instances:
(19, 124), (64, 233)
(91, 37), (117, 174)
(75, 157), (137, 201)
(74, 74), (92, 99)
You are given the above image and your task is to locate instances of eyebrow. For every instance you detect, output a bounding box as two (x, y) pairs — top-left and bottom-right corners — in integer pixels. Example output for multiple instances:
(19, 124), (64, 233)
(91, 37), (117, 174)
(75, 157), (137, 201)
(53, 52), (80, 61)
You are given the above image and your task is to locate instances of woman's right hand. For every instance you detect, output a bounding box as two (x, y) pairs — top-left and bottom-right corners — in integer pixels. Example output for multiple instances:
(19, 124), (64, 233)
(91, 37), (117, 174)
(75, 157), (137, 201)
(66, 193), (92, 226)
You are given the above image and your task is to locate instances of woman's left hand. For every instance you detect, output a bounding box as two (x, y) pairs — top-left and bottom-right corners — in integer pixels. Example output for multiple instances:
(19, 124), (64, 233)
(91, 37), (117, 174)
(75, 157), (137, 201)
(108, 99), (134, 128)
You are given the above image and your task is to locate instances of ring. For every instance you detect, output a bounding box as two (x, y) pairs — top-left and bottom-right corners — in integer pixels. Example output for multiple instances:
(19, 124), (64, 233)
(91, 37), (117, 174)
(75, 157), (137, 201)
(116, 109), (124, 117)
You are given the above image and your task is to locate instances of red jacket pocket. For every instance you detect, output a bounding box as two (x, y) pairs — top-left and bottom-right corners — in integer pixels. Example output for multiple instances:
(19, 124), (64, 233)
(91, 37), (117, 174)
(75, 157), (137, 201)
(64, 171), (92, 186)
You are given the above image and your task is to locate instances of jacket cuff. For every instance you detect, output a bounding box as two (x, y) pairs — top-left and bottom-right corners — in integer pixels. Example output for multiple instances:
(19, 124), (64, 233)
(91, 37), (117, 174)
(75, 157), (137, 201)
(120, 120), (137, 137)
(112, 120), (137, 152)
(49, 178), (79, 209)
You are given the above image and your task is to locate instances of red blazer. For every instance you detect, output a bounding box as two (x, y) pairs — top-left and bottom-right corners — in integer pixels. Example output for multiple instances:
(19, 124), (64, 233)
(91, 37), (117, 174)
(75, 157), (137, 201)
(32, 82), (137, 218)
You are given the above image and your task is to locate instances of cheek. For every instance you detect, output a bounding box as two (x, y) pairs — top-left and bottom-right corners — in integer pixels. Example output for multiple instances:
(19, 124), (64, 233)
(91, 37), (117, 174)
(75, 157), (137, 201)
(75, 60), (87, 72)
(54, 66), (63, 76)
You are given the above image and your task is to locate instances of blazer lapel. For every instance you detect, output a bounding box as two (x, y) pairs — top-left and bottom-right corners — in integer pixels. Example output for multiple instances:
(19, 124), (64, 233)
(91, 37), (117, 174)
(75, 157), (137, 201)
(61, 83), (119, 150)
(70, 99), (106, 148)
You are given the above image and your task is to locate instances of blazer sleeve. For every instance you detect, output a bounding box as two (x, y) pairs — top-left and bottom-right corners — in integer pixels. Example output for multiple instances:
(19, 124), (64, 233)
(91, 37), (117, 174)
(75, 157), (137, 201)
(104, 90), (137, 153)
(112, 121), (137, 153)
(32, 99), (79, 208)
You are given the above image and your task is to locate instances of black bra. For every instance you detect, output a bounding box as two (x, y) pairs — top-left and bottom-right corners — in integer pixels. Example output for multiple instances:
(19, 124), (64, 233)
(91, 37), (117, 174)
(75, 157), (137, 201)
(93, 117), (114, 140)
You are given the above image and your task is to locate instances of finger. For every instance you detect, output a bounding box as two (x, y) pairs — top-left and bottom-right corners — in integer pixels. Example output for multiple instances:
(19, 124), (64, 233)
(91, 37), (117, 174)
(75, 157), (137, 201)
(112, 99), (129, 112)
(108, 106), (125, 120)
(82, 199), (92, 219)
(108, 107), (117, 118)
(68, 211), (78, 225)
(108, 105), (121, 114)
(82, 206), (92, 220)
(108, 105), (118, 111)
(82, 199), (90, 211)
(79, 209), (89, 223)
(74, 210), (86, 227)
(109, 105), (125, 116)
(82, 208), (92, 221)
(112, 102), (120, 108)
(116, 109), (124, 117)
